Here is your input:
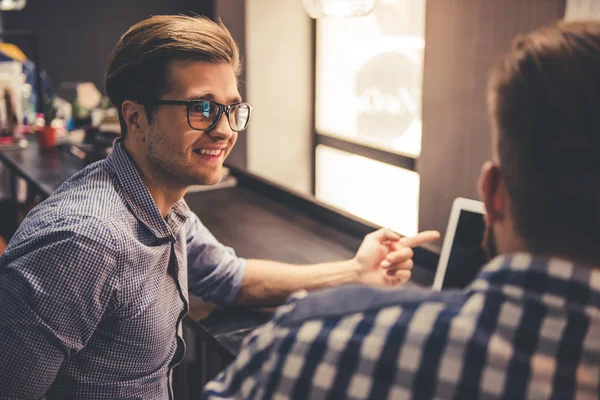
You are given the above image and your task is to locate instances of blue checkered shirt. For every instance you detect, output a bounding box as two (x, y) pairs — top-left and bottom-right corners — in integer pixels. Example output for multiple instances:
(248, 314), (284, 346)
(0, 141), (246, 399)
(203, 254), (600, 399)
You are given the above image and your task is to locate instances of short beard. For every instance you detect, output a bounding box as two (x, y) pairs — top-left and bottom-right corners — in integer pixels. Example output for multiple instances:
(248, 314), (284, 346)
(482, 223), (499, 261)
(146, 126), (220, 188)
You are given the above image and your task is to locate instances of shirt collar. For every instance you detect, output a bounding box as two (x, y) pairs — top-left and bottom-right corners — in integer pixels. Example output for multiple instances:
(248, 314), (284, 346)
(471, 252), (600, 310)
(105, 140), (190, 239)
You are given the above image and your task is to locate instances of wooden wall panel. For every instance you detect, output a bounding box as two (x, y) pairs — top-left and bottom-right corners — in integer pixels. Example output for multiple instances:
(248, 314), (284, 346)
(3, 0), (214, 94)
(418, 0), (566, 238)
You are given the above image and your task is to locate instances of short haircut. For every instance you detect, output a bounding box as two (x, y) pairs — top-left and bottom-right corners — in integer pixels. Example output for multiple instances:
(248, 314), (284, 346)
(488, 20), (600, 263)
(105, 15), (240, 137)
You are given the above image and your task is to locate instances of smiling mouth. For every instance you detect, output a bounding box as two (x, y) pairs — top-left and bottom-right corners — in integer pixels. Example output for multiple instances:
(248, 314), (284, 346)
(192, 148), (225, 159)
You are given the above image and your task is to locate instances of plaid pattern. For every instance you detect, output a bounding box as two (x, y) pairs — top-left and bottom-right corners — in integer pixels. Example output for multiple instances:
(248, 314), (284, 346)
(204, 254), (600, 399)
(0, 141), (246, 399)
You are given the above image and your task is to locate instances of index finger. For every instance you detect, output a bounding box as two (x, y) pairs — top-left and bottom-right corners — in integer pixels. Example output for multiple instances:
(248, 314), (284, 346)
(369, 228), (401, 242)
(399, 230), (441, 248)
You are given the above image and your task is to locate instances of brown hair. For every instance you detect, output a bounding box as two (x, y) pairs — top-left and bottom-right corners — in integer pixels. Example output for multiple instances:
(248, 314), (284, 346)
(105, 15), (240, 137)
(488, 21), (600, 263)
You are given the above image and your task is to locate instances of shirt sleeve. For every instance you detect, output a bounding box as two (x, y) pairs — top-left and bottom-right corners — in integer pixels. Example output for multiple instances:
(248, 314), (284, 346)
(0, 218), (120, 399)
(201, 293), (305, 400)
(202, 284), (465, 400)
(185, 212), (247, 306)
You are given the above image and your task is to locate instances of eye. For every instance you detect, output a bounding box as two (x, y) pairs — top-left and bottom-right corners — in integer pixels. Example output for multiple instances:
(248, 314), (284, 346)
(190, 100), (213, 117)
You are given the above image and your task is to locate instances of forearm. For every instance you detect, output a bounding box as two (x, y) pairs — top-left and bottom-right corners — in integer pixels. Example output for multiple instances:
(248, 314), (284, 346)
(235, 259), (360, 305)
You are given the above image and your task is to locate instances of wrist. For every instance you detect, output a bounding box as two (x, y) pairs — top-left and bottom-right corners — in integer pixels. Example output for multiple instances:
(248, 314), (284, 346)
(348, 257), (363, 283)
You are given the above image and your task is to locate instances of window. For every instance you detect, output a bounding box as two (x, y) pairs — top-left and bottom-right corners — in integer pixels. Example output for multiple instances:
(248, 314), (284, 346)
(314, 0), (427, 235)
(316, 145), (420, 236)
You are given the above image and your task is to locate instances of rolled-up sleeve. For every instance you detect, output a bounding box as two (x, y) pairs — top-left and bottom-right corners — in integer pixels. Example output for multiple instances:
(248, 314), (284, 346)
(0, 220), (119, 399)
(185, 213), (247, 306)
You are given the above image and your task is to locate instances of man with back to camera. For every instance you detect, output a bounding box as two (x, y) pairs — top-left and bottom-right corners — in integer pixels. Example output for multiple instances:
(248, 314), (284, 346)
(203, 20), (600, 399)
(0, 15), (439, 399)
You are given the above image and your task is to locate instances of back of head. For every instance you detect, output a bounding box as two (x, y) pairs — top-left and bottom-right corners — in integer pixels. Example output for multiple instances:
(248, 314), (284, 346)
(105, 15), (240, 137)
(488, 21), (600, 264)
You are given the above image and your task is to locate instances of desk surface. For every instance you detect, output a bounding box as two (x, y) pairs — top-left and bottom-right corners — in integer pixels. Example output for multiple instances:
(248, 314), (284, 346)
(0, 141), (85, 197)
(182, 186), (363, 360)
(183, 186), (434, 359)
(0, 142), (436, 361)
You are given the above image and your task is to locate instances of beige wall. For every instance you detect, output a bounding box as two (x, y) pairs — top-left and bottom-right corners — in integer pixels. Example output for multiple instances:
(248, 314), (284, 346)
(565, 0), (600, 18)
(245, 0), (313, 194)
(216, 0), (248, 170)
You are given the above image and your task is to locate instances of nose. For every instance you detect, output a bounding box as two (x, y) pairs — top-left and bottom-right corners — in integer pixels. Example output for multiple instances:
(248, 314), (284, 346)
(208, 110), (234, 141)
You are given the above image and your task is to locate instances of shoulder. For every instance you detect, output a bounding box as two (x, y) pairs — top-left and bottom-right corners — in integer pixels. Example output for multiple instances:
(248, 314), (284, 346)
(183, 211), (208, 234)
(18, 161), (128, 237)
(3, 211), (121, 274)
(249, 285), (471, 369)
(273, 284), (466, 328)
(207, 286), (473, 398)
(13, 205), (118, 247)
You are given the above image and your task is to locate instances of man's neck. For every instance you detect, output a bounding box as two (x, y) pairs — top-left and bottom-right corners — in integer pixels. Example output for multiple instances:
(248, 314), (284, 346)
(123, 140), (187, 218)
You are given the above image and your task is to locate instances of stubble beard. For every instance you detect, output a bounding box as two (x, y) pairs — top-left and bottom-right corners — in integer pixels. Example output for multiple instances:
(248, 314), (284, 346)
(146, 127), (222, 189)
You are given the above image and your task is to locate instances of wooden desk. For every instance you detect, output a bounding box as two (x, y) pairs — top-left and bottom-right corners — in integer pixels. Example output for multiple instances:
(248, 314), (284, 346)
(0, 141), (85, 200)
(182, 182), (436, 363)
(182, 185), (364, 361)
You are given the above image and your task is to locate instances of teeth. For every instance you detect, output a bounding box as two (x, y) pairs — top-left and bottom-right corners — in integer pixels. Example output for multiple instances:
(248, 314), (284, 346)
(197, 149), (222, 156)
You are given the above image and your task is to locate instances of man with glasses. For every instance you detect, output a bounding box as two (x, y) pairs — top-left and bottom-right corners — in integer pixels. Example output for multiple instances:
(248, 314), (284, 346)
(0, 15), (437, 399)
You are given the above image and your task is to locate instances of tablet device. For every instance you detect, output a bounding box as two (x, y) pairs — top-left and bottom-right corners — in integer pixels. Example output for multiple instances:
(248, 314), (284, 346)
(432, 197), (487, 291)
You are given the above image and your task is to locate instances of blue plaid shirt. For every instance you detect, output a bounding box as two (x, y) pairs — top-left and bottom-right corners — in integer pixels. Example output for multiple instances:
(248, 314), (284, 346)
(0, 141), (247, 399)
(203, 254), (600, 399)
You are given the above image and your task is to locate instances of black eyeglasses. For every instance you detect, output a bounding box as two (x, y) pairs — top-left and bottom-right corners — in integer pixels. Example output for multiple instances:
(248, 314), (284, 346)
(137, 99), (252, 132)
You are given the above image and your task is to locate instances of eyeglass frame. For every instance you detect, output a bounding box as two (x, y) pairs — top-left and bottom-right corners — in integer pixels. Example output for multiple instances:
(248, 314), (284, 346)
(134, 99), (252, 132)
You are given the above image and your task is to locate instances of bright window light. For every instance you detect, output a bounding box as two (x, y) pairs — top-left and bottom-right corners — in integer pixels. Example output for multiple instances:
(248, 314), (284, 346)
(316, 0), (426, 158)
(316, 145), (420, 236)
